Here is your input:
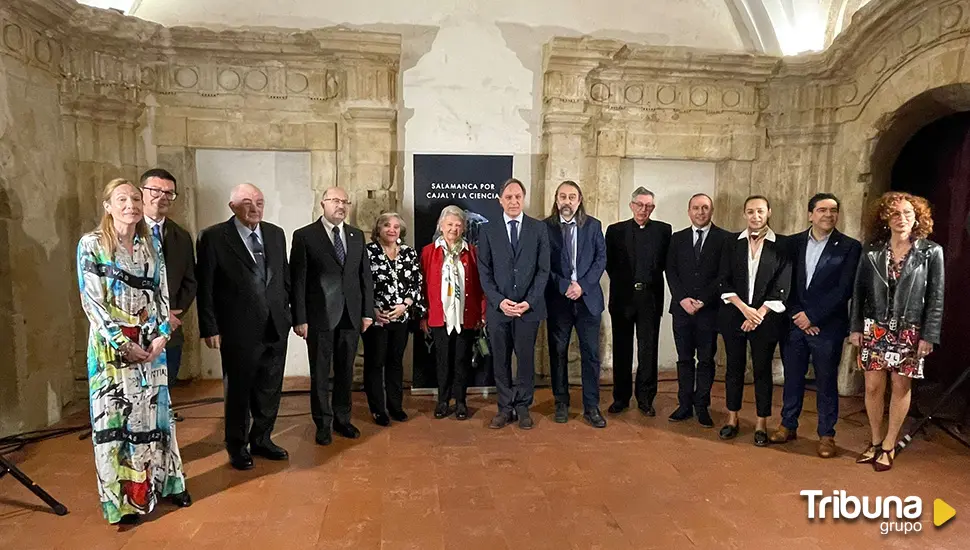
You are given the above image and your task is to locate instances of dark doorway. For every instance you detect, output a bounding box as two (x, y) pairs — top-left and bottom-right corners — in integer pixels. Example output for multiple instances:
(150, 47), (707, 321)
(891, 112), (970, 423)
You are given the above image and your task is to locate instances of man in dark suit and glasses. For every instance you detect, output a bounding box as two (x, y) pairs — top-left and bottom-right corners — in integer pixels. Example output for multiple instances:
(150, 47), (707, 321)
(291, 186), (374, 445)
(665, 193), (729, 427)
(196, 183), (291, 470)
(140, 169), (196, 404)
(544, 180), (608, 428)
(769, 193), (861, 458)
(605, 187), (672, 417)
(478, 178), (550, 430)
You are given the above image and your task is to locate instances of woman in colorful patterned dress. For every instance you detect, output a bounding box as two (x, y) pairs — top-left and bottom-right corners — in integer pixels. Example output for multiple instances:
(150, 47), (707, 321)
(362, 212), (423, 426)
(850, 191), (944, 472)
(77, 178), (191, 524)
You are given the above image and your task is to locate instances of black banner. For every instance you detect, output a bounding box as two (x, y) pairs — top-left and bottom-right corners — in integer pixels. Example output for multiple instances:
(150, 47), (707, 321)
(411, 154), (512, 390)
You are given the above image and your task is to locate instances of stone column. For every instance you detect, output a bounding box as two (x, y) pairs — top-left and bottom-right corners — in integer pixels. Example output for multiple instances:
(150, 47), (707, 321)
(338, 107), (397, 226)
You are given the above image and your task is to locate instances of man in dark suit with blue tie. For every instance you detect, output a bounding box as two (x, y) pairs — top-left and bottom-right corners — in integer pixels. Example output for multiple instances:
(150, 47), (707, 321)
(769, 193), (861, 458)
(544, 181), (608, 428)
(478, 178), (550, 430)
(665, 193), (729, 427)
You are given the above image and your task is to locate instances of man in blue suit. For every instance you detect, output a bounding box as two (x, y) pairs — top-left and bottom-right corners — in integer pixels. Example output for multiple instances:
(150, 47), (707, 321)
(478, 178), (550, 430)
(770, 193), (861, 458)
(544, 181), (608, 428)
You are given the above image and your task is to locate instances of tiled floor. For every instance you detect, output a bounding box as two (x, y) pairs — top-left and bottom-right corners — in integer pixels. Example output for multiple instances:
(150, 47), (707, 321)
(1, 379), (968, 549)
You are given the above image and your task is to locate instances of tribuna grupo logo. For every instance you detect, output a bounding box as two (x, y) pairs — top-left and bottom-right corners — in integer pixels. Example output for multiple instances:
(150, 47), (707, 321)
(800, 490), (956, 535)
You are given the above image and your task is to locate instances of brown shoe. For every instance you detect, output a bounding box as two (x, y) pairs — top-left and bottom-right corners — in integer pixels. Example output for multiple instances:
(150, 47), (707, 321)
(768, 426), (796, 444)
(817, 436), (837, 458)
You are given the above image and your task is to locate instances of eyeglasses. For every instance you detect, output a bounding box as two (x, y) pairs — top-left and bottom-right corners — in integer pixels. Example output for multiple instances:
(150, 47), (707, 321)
(143, 187), (178, 200)
(631, 202), (655, 211)
(323, 198), (352, 206)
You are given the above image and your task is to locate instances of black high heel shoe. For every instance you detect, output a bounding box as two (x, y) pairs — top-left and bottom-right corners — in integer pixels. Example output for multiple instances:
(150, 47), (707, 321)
(856, 441), (882, 464)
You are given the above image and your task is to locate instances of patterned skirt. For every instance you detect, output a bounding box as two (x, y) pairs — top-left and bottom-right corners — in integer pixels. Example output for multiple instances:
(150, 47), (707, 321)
(857, 317), (924, 379)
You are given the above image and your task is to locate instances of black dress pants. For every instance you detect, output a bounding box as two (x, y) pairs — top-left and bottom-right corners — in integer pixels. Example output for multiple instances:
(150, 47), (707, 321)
(671, 309), (718, 410)
(222, 321), (287, 452)
(722, 328), (778, 418)
(431, 326), (473, 404)
(362, 321), (409, 415)
(307, 310), (359, 432)
(611, 290), (659, 407)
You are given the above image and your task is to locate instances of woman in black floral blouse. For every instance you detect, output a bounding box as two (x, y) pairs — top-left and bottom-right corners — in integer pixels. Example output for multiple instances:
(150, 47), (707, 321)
(363, 212), (423, 426)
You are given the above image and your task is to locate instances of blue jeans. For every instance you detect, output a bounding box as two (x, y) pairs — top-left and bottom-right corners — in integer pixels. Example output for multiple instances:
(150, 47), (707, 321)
(780, 328), (843, 437)
(166, 344), (183, 387)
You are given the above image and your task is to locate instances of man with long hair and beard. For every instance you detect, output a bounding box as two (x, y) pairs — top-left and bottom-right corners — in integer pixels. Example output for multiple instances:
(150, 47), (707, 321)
(543, 181), (608, 427)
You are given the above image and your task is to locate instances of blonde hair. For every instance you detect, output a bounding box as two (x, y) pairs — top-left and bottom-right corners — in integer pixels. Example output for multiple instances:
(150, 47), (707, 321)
(99, 178), (149, 258)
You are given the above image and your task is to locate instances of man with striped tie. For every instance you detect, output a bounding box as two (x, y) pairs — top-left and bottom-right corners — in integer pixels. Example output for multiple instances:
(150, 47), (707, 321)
(291, 187), (374, 446)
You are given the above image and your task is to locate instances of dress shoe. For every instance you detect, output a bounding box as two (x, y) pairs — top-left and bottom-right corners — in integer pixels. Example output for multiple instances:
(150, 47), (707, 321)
(856, 441), (881, 464)
(315, 430), (333, 446)
(434, 402), (451, 419)
(668, 406), (692, 422)
(638, 403), (656, 417)
(607, 402), (628, 414)
(389, 409), (409, 422)
(118, 514), (141, 525)
(373, 412), (390, 427)
(173, 412), (185, 422)
(333, 422), (361, 439)
(489, 412), (511, 429)
(169, 491), (192, 507)
(229, 448), (254, 470)
(718, 423), (739, 440)
(251, 441), (289, 461)
(768, 426), (797, 444)
(873, 446), (895, 472)
(455, 402), (469, 421)
(583, 408), (607, 428)
(554, 403), (569, 423)
(753, 430), (769, 447)
(817, 436), (837, 459)
(517, 409), (534, 430)
(696, 408), (714, 428)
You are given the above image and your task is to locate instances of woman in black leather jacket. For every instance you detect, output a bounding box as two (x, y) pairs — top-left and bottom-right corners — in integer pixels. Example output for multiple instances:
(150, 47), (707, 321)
(849, 191), (944, 472)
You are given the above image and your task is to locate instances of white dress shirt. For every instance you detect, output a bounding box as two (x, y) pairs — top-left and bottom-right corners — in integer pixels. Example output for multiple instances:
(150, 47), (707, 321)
(320, 217), (347, 251)
(503, 212), (524, 244)
(804, 229), (831, 288)
(233, 217), (263, 262)
(721, 228), (785, 313)
(692, 223), (711, 248)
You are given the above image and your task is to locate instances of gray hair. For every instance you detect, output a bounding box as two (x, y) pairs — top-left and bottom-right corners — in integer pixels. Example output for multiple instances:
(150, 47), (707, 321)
(229, 183), (263, 204)
(631, 187), (655, 202)
(371, 211), (407, 243)
(437, 205), (466, 226)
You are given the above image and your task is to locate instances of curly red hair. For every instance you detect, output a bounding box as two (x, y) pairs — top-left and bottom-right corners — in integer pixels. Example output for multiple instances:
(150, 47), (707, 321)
(863, 191), (934, 244)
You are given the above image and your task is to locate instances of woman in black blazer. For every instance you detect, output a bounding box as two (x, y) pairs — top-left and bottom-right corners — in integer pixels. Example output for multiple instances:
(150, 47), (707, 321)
(717, 195), (791, 446)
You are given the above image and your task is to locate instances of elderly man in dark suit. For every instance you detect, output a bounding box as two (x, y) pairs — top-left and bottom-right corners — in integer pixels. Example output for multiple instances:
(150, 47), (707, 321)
(605, 187), (672, 417)
(196, 183), (292, 470)
(140, 169), (196, 401)
(291, 186), (374, 446)
(665, 193), (729, 427)
(478, 178), (550, 430)
(770, 193), (861, 458)
(544, 180), (607, 428)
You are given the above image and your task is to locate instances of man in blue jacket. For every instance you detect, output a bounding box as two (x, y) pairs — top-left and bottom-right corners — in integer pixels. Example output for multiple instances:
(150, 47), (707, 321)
(478, 178), (551, 430)
(544, 181), (608, 428)
(770, 193), (861, 458)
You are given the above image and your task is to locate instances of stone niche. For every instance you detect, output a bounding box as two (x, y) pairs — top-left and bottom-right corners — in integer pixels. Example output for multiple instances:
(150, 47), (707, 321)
(540, 0), (969, 395)
(0, 0), (400, 435)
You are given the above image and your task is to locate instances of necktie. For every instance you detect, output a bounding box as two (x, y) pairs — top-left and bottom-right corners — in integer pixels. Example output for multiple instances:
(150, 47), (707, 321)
(152, 224), (162, 244)
(562, 222), (575, 273)
(509, 220), (519, 252)
(332, 226), (346, 265)
(249, 232), (266, 281)
(694, 229), (703, 260)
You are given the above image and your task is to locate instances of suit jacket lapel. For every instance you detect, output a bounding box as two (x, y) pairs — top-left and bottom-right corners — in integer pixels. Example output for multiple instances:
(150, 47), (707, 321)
(314, 218), (340, 265)
(162, 221), (173, 259)
(264, 227), (275, 286)
(807, 230), (838, 292)
(753, 240), (774, 303)
(513, 217), (527, 261)
(225, 218), (258, 274)
(344, 225), (359, 270)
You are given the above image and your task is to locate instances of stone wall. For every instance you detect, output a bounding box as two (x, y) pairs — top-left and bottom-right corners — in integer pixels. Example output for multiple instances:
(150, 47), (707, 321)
(0, 0), (401, 435)
(540, 0), (969, 394)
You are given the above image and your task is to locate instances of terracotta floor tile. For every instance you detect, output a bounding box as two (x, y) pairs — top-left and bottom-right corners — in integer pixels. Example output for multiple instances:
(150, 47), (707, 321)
(1, 381), (968, 549)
